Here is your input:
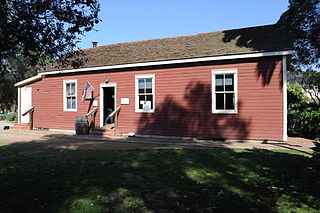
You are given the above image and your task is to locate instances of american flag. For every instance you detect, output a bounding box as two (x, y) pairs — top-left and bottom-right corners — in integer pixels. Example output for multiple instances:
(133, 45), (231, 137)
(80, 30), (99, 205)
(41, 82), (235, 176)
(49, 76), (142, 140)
(82, 82), (94, 101)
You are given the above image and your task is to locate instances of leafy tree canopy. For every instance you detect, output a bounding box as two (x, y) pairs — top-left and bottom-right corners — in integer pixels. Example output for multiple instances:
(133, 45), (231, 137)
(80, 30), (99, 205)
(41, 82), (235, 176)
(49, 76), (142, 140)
(0, 0), (100, 71)
(279, 0), (320, 69)
(0, 54), (38, 110)
(288, 69), (320, 108)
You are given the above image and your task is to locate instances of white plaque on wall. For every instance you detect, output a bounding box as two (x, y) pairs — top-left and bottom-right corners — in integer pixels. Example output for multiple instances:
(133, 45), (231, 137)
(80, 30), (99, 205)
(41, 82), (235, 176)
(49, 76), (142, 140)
(121, 98), (130, 105)
(93, 100), (98, 107)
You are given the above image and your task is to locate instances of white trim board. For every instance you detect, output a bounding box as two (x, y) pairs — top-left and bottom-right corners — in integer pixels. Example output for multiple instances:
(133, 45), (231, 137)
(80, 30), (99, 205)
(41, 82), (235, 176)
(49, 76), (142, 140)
(17, 87), (21, 124)
(100, 83), (117, 127)
(15, 50), (293, 87)
(282, 56), (288, 141)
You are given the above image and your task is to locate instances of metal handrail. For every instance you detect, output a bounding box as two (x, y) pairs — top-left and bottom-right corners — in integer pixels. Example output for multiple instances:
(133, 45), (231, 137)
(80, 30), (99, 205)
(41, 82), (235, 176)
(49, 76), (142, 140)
(22, 107), (35, 116)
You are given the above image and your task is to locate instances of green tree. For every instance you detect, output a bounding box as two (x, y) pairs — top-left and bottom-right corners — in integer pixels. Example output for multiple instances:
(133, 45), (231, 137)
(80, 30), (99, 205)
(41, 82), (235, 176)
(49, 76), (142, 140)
(0, 0), (100, 72)
(301, 70), (320, 106)
(287, 83), (320, 139)
(279, 0), (319, 69)
(0, 0), (100, 110)
(0, 54), (38, 111)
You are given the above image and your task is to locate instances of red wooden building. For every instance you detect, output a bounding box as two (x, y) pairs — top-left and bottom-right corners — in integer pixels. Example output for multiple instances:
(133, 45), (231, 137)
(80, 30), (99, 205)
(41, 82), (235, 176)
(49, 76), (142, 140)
(15, 24), (293, 141)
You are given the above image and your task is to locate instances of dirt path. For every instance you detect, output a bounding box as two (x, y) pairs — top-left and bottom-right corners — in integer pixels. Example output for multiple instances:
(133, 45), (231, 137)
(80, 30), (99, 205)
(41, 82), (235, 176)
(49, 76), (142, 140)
(0, 129), (316, 154)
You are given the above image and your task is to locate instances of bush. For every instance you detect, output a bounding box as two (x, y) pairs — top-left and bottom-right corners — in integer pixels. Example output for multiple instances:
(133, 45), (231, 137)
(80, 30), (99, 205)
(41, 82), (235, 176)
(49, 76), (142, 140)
(287, 84), (320, 140)
(288, 84), (309, 111)
(0, 114), (6, 121)
(287, 84), (310, 136)
(299, 109), (320, 139)
(6, 112), (17, 122)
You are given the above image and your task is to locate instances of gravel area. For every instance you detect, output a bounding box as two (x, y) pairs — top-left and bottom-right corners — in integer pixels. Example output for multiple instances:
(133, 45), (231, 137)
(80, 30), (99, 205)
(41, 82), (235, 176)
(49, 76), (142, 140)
(0, 128), (316, 154)
(0, 120), (14, 129)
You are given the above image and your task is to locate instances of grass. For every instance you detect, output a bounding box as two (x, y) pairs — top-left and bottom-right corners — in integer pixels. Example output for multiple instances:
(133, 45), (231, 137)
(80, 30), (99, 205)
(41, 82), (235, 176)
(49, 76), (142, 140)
(0, 148), (319, 213)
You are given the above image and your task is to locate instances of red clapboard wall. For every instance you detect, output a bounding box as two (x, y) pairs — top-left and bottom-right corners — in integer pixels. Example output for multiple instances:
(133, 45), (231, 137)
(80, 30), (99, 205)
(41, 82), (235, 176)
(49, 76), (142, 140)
(28, 56), (284, 141)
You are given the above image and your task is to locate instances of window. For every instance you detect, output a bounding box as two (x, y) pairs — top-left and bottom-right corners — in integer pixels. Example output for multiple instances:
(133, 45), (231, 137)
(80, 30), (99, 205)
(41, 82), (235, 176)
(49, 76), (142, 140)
(63, 80), (77, 112)
(212, 69), (237, 113)
(135, 74), (155, 112)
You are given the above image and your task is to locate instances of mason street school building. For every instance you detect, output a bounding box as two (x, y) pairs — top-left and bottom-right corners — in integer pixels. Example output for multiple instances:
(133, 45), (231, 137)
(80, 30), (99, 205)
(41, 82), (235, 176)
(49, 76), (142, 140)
(15, 24), (293, 141)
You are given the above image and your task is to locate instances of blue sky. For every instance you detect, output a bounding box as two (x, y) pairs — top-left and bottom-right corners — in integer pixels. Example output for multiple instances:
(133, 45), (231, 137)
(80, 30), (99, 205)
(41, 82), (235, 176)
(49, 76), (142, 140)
(79, 0), (289, 49)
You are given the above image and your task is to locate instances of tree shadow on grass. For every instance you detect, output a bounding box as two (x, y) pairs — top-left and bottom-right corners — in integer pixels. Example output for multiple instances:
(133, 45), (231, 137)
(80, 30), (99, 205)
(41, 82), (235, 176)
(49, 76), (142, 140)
(0, 142), (319, 213)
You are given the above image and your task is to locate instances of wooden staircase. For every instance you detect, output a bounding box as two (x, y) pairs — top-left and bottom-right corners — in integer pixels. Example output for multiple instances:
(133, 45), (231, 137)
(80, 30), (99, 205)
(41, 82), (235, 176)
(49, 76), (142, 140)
(91, 124), (122, 137)
(91, 107), (122, 137)
(11, 107), (35, 130)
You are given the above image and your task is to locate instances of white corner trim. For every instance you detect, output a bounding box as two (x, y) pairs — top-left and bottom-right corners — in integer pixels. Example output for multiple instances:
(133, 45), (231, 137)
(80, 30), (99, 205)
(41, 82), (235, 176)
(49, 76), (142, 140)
(282, 56), (288, 141)
(15, 50), (293, 87)
(135, 74), (155, 113)
(99, 83), (117, 127)
(212, 69), (238, 114)
(63, 79), (78, 112)
(17, 87), (21, 124)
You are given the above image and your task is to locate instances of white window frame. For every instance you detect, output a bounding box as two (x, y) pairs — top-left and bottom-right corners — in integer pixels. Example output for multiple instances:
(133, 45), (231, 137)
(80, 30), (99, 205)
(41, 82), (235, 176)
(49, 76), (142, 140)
(63, 79), (78, 112)
(135, 74), (155, 113)
(212, 69), (238, 114)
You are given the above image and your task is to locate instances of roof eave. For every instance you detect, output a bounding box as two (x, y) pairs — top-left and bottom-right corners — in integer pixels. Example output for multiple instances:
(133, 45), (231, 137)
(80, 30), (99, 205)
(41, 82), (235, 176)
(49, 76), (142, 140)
(14, 74), (43, 87)
(15, 50), (293, 87)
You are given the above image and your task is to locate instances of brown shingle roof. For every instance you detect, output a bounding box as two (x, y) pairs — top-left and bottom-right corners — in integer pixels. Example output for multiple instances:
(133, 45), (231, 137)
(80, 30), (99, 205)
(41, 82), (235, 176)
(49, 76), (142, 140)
(44, 24), (293, 71)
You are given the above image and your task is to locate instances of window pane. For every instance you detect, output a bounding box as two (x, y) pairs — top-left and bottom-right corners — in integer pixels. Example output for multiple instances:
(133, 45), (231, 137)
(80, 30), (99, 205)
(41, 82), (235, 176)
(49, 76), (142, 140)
(215, 75), (224, 91)
(216, 93), (224, 110)
(138, 95), (145, 109)
(67, 97), (72, 109)
(66, 83), (71, 96)
(138, 79), (145, 94)
(146, 95), (153, 110)
(226, 93), (235, 110)
(71, 97), (76, 109)
(225, 74), (234, 91)
(70, 83), (75, 95)
(146, 78), (152, 93)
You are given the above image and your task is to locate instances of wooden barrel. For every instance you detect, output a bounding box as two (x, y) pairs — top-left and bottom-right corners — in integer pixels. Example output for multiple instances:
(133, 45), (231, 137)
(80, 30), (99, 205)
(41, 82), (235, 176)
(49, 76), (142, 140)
(75, 116), (89, 135)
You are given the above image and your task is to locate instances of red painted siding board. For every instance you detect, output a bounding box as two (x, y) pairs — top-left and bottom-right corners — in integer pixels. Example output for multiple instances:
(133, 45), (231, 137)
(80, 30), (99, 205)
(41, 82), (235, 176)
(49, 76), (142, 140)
(28, 56), (284, 141)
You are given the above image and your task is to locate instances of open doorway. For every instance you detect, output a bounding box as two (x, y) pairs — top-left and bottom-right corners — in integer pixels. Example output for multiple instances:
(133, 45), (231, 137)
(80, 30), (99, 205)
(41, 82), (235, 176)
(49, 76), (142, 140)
(100, 84), (116, 127)
(103, 87), (115, 125)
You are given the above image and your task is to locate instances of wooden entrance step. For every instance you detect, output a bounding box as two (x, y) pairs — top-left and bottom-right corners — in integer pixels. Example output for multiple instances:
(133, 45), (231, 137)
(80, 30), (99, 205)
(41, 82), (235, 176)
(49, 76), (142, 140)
(10, 123), (30, 130)
(91, 127), (122, 137)
(102, 123), (115, 130)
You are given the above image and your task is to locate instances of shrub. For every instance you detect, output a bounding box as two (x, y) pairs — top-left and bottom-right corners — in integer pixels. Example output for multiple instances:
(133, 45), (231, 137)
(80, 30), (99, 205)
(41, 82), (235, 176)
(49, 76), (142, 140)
(299, 109), (320, 139)
(288, 84), (309, 111)
(287, 84), (309, 135)
(0, 114), (6, 121)
(287, 84), (320, 139)
(6, 112), (17, 122)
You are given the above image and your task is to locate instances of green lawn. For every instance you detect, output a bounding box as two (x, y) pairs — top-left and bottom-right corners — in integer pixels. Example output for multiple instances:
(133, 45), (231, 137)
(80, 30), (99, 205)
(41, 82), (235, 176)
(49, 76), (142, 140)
(0, 148), (319, 213)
